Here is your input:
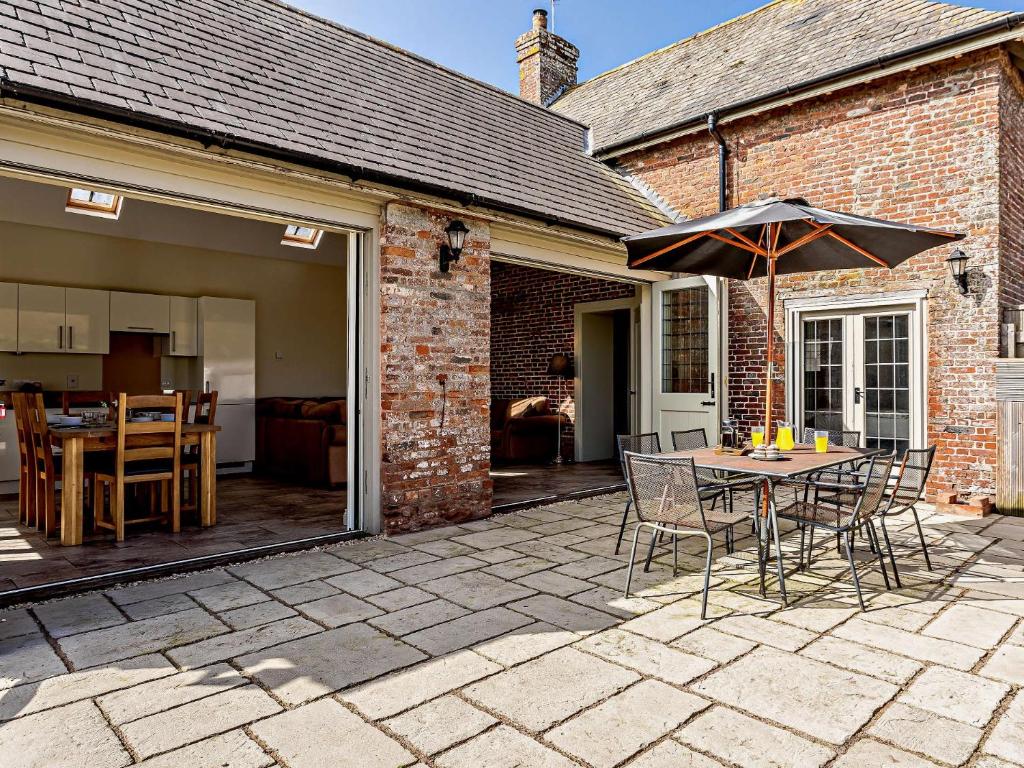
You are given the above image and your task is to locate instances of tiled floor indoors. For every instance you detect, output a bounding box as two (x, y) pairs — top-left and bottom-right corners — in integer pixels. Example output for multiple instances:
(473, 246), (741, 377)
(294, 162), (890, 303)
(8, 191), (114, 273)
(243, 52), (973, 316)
(1, 491), (1023, 768)
(0, 476), (349, 593)
(490, 459), (624, 508)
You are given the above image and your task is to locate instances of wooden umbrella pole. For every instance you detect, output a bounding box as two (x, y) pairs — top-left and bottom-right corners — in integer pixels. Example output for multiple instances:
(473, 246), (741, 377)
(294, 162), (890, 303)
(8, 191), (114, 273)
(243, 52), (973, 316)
(764, 222), (778, 446)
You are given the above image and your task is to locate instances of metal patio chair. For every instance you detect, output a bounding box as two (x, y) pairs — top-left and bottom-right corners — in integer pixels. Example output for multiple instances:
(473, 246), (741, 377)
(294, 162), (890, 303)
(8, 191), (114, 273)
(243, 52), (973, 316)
(876, 446), (937, 588)
(774, 453), (896, 610)
(622, 452), (751, 618)
(614, 432), (662, 555)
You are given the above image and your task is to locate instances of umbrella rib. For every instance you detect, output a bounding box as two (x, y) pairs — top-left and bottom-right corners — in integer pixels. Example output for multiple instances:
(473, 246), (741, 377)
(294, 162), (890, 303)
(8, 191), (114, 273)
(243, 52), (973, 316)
(725, 228), (768, 255)
(776, 225), (833, 257)
(707, 231), (766, 255)
(631, 232), (709, 267)
(826, 230), (890, 268)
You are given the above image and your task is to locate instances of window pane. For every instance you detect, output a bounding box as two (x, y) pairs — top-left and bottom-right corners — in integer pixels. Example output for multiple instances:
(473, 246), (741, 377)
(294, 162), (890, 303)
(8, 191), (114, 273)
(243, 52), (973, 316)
(864, 313), (911, 457)
(661, 286), (708, 393)
(803, 318), (843, 437)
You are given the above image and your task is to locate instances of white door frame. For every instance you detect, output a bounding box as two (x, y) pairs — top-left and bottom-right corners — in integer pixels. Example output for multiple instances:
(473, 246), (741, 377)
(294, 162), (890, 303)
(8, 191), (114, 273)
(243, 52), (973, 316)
(649, 276), (725, 448)
(574, 296), (641, 462)
(784, 290), (928, 450)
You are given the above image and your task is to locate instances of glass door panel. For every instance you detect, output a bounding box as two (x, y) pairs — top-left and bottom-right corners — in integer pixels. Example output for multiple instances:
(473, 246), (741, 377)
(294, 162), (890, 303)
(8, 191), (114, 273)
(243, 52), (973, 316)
(802, 317), (844, 434)
(863, 313), (911, 455)
(661, 285), (709, 394)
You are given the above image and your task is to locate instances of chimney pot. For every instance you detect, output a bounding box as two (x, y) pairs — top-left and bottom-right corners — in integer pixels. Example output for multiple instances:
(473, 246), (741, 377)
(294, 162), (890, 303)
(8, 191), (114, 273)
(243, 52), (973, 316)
(532, 9), (548, 30)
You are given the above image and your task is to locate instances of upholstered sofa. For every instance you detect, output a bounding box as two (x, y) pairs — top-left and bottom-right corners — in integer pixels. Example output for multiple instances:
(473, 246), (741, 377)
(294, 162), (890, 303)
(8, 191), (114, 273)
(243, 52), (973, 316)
(491, 396), (566, 463)
(256, 397), (346, 486)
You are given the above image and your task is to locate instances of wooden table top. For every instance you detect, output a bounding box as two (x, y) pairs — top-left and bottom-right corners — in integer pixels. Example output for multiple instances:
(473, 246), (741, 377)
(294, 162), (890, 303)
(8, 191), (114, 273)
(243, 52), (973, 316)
(663, 444), (882, 479)
(49, 422), (220, 439)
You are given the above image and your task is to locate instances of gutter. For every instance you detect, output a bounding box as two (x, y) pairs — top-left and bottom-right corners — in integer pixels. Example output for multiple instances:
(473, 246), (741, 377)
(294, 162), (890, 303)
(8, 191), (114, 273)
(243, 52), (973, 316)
(594, 13), (1024, 159)
(0, 79), (633, 243)
(707, 113), (727, 212)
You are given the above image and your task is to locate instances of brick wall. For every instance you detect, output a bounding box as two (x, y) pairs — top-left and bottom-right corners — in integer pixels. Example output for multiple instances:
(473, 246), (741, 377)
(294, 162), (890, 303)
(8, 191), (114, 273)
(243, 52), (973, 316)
(616, 49), (1008, 497)
(378, 203), (492, 533)
(491, 261), (635, 456)
(999, 61), (1024, 311)
(516, 11), (579, 105)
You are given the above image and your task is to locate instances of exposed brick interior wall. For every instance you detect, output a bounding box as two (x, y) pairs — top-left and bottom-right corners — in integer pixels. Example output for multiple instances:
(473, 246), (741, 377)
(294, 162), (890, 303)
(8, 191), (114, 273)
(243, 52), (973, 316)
(378, 203), (491, 533)
(616, 49), (1007, 497)
(490, 261), (635, 457)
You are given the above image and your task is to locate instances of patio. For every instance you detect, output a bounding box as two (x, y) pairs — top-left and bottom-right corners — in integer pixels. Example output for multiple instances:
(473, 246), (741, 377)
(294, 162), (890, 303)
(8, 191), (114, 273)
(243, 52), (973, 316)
(1, 492), (1022, 768)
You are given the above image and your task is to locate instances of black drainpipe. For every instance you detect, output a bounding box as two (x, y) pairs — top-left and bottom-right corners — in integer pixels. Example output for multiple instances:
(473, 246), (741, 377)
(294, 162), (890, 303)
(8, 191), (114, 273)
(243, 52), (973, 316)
(707, 113), (728, 212)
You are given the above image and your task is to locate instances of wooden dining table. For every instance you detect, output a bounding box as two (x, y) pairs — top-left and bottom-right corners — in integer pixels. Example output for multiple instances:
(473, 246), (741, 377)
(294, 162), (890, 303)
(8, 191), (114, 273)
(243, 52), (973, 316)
(49, 422), (220, 546)
(663, 443), (885, 605)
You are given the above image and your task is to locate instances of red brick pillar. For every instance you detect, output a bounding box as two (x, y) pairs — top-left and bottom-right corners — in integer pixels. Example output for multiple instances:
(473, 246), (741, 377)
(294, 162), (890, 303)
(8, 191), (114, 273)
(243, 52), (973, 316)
(378, 203), (492, 533)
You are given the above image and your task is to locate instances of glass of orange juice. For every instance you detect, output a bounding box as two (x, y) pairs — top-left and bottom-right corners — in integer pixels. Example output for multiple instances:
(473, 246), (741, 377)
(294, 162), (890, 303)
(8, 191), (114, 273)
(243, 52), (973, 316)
(751, 427), (765, 447)
(814, 430), (829, 453)
(777, 422), (795, 451)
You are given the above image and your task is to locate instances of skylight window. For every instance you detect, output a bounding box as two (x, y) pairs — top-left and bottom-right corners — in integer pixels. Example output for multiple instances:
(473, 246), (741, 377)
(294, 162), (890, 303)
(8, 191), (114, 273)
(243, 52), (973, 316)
(281, 224), (323, 249)
(66, 188), (123, 219)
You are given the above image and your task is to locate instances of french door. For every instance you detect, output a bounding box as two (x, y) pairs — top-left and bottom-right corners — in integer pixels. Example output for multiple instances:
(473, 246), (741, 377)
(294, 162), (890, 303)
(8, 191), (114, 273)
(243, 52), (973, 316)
(796, 305), (922, 455)
(651, 276), (722, 449)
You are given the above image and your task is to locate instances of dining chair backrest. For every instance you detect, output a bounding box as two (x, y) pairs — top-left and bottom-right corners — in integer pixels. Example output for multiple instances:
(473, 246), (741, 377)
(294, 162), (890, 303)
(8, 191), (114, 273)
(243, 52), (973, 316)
(175, 390), (195, 423)
(12, 393), (34, 524)
(25, 393), (56, 477)
(115, 393), (183, 480)
(801, 427), (860, 447)
(623, 452), (707, 531)
(853, 453), (896, 523)
(672, 428), (709, 452)
(616, 433), (661, 478)
(193, 391), (218, 425)
(62, 390), (114, 417)
(12, 393), (31, 465)
(891, 446), (937, 506)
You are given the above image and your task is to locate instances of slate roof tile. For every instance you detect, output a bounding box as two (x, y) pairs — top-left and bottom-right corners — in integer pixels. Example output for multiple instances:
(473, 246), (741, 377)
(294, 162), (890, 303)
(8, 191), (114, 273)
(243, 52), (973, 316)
(0, 0), (664, 236)
(553, 0), (1016, 154)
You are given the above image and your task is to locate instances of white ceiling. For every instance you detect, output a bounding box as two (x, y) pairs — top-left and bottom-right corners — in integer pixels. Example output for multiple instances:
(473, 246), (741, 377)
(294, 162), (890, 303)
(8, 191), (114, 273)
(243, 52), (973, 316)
(0, 175), (347, 266)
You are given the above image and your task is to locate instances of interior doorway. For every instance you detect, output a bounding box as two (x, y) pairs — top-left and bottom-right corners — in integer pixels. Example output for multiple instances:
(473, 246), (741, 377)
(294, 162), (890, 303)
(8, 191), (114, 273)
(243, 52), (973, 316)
(576, 302), (637, 462)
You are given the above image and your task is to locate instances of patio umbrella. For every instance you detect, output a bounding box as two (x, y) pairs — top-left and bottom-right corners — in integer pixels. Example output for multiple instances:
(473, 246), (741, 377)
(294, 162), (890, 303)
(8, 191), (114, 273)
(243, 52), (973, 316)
(623, 197), (965, 444)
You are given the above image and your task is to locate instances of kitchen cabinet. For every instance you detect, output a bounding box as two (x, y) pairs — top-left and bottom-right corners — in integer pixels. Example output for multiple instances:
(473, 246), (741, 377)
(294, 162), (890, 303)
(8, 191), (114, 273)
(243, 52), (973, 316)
(110, 291), (170, 334)
(167, 296), (198, 356)
(17, 284), (108, 354)
(65, 288), (110, 354)
(0, 282), (17, 352)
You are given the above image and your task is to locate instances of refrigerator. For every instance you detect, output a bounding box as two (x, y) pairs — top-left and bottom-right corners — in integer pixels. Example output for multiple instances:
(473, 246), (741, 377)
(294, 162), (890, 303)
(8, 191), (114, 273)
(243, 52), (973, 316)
(199, 297), (256, 465)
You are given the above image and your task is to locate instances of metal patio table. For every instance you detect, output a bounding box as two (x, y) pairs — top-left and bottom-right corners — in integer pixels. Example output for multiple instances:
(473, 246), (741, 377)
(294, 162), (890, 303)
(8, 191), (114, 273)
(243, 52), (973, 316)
(664, 443), (884, 605)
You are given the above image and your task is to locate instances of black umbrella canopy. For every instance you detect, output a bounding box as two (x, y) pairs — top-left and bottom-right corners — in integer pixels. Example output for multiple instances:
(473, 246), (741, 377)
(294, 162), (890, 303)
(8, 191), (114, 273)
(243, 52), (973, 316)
(623, 198), (965, 278)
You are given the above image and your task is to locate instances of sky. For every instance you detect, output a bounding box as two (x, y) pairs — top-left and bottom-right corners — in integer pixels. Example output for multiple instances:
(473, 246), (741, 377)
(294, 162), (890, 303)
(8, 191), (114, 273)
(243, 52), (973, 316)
(290, 0), (1024, 94)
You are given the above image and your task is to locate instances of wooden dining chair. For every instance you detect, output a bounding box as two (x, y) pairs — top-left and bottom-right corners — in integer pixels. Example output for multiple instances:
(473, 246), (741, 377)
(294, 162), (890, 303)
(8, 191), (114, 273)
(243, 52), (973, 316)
(11, 393), (36, 528)
(94, 393), (183, 542)
(182, 391), (217, 515)
(175, 389), (195, 423)
(25, 393), (62, 537)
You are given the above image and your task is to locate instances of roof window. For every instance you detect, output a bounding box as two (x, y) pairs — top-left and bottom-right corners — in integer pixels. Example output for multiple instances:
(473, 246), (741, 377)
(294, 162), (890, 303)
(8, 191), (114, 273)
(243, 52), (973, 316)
(66, 187), (123, 219)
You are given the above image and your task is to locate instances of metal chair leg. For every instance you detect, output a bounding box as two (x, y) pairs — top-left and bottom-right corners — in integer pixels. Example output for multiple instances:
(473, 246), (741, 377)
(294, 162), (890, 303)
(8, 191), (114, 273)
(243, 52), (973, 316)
(911, 506), (933, 570)
(643, 528), (658, 573)
(615, 499), (632, 556)
(770, 504), (788, 606)
(866, 521), (891, 590)
(673, 532), (679, 576)
(701, 534), (713, 620)
(624, 525), (643, 598)
(879, 516), (902, 588)
(844, 531), (866, 611)
(798, 522), (807, 571)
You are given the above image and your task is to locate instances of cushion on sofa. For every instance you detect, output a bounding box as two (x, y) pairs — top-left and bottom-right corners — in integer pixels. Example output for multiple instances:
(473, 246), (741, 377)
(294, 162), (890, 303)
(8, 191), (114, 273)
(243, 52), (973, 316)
(301, 400), (345, 424)
(507, 396), (549, 420)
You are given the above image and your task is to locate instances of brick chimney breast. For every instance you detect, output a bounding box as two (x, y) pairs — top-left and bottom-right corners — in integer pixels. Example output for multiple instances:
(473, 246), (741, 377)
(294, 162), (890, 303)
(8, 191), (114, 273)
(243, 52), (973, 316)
(516, 8), (579, 106)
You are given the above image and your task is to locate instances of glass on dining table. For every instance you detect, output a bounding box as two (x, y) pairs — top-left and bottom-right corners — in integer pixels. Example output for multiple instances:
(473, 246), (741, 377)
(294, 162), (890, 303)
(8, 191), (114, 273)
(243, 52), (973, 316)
(751, 426), (765, 448)
(814, 430), (829, 453)
(776, 421), (795, 451)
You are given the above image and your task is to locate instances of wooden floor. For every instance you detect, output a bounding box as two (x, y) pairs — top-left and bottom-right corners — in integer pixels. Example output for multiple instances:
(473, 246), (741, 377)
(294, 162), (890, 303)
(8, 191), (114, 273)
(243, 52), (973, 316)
(0, 476), (349, 593)
(490, 459), (624, 508)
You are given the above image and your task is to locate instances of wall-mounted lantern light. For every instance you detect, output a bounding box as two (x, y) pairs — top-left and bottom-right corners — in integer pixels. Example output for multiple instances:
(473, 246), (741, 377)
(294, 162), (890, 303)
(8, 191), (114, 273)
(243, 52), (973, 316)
(946, 248), (970, 295)
(440, 220), (469, 273)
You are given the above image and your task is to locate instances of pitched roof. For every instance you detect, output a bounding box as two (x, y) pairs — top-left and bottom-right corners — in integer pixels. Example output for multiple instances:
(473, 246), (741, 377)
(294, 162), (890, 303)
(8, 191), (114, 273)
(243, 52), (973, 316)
(553, 0), (1018, 155)
(0, 0), (666, 238)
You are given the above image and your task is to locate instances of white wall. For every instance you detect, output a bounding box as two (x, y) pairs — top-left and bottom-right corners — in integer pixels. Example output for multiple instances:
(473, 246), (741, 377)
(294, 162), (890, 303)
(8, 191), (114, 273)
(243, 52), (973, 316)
(0, 220), (347, 397)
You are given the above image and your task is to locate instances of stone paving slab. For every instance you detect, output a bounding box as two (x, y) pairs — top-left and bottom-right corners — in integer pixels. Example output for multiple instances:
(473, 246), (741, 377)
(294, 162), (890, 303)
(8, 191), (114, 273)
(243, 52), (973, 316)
(4, 502), (1024, 768)
(250, 697), (416, 768)
(0, 700), (131, 768)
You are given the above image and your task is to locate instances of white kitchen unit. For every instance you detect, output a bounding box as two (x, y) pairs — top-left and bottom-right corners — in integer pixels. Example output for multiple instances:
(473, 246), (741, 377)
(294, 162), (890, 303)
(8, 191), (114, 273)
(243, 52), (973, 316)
(0, 282), (17, 352)
(65, 287), (110, 353)
(18, 284), (109, 354)
(0, 409), (19, 488)
(110, 291), (170, 334)
(199, 296), (256, 465)
(167, 295), (198, 356)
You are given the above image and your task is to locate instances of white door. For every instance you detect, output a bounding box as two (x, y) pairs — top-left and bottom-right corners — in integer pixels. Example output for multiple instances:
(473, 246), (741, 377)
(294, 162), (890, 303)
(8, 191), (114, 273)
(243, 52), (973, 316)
(168, 296), (198, 356)
(18, 284), (66, 353)
(651, 276), (722, 450)
(65, 288), (109, 354)
(797, 306), (922, 455)
(0, 282), (18, 352)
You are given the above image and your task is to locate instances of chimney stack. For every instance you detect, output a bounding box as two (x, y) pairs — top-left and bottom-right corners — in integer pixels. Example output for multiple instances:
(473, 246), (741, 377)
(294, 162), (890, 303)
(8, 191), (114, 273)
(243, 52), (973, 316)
(516, 8), (579, 106)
